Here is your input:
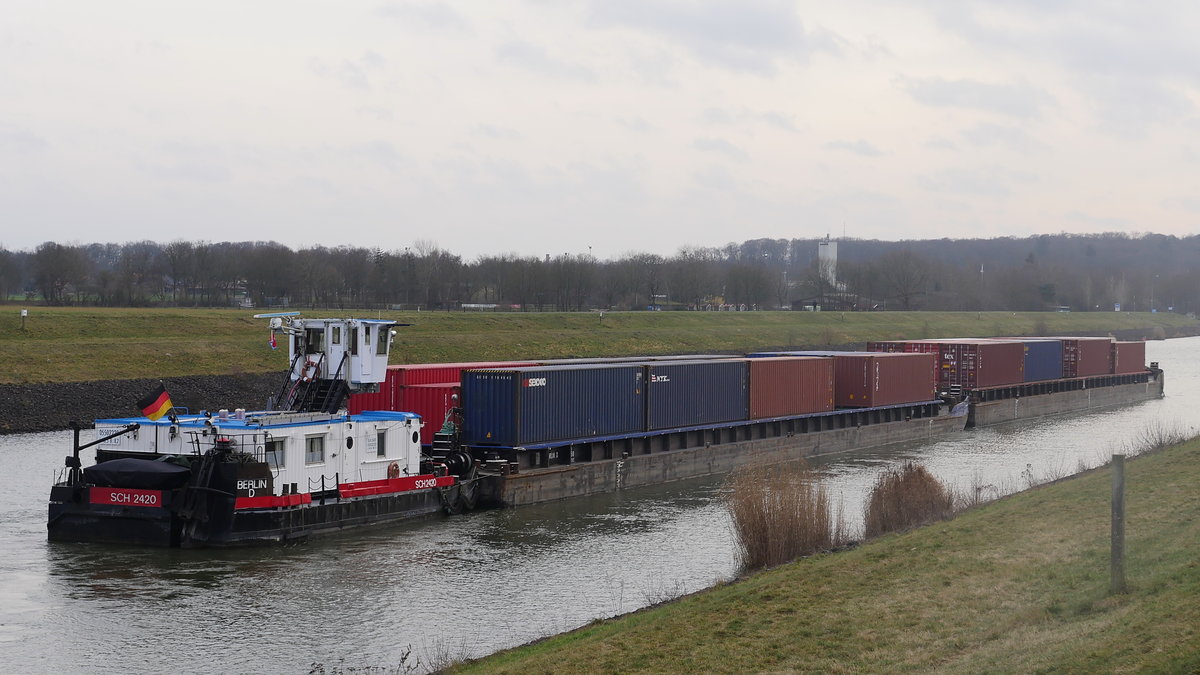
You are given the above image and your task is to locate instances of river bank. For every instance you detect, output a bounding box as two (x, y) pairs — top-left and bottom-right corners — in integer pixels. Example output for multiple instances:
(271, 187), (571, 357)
(2, 307), (1195, 385)
(454, 436), (1200, 673)
(0, 373), (278, 434)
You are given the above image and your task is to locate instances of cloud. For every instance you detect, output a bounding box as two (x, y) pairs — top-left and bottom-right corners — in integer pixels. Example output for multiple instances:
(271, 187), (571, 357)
(898, 76), (1054, 120)
(374, 2), (471, 32)
(0, 127), (50, 154)
(310, 52), (385, 91)
(587, 0), (839, 74)
(1064, 210), (1133, 229)
(961, 123), (1046, 153)
(693, 137), (748, 160)
(473, 124), (521, 140)
(924, 137), (958, 151)
(823, 139), (882, 157)
(918, 166), (1035, 198)
(494, 41), (596, 82)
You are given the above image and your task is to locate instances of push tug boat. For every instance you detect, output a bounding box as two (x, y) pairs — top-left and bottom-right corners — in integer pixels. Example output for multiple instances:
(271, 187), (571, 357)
(47, 314), (479, 547)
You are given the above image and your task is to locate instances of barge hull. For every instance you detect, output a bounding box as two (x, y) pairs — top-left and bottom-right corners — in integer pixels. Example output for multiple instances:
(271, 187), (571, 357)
(482, 410), (965, 507)
(480, 370), (1164, 508)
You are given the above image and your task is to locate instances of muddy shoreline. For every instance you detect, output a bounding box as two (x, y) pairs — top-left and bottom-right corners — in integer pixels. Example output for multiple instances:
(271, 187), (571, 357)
(0, 373), (280, 434)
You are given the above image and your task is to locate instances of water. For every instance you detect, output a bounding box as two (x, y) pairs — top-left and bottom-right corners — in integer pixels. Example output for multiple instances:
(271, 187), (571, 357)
(3, 338), (1197, 673)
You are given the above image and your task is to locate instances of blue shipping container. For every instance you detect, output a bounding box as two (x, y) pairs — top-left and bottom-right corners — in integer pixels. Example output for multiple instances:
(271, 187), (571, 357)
(1019, 339), (1064, 382)
(462, 364), (646, 446)
(646, 359), (748, 430)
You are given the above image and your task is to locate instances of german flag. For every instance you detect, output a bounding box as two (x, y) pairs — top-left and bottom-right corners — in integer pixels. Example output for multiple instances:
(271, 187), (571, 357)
(137, 383), (174, 421)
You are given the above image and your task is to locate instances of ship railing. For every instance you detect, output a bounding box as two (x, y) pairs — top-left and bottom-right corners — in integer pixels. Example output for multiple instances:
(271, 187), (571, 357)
(308, 472), (341, 502)
(184, 430), (271, 462)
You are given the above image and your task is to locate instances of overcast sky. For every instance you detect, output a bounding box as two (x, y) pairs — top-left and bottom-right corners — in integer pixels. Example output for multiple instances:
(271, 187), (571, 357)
(3, 1), (1198, 260)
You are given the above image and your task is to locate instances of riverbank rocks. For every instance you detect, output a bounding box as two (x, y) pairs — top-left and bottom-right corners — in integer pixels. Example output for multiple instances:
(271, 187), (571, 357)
(0, 373), (280, 434)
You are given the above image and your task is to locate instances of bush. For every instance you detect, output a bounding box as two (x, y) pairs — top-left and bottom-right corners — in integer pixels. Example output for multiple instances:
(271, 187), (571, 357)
(725, 461), (845, 572)
(863, 462), (955, 538)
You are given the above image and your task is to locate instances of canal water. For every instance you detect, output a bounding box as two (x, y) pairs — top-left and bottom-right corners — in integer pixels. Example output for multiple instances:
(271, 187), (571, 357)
(2, 338), (1197, 673)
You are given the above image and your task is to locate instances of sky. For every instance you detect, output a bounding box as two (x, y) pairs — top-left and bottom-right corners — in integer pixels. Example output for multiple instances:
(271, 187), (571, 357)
(2, 1), (1199, 260)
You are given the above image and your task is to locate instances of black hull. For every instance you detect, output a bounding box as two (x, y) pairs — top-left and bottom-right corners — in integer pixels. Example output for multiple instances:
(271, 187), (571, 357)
(47, 484), (452, 548)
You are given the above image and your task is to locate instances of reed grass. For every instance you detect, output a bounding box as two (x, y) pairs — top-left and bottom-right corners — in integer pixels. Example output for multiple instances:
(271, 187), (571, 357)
(863, 462), (956, 538)
(724, 461), (847, 571)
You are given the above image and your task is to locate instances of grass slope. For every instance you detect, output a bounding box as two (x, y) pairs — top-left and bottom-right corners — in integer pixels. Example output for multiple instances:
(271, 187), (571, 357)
(455, 440), (1200, 673)
(2, 307), (1195, 384)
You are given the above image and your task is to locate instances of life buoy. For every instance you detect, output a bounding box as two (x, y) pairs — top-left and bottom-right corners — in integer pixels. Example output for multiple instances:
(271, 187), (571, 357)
(299, 359), (319, 383)
(387, 462), (400, 479)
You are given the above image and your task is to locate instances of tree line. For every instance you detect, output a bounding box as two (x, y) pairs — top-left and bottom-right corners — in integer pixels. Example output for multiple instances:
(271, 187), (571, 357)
(0, 233), (1195, 314)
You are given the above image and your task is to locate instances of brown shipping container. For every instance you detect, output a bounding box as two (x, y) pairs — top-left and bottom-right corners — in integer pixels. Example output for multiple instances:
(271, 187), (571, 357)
(748, 357), (834, 419)
(1112, 341), (1147, 375)
(929, 339), (1025, 389)
(833, 352), (937, 408)
(1043, 337), (1113, 377)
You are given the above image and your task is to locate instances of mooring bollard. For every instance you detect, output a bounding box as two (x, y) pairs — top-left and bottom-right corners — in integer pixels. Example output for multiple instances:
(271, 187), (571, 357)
(1111, 453), (1126, 594)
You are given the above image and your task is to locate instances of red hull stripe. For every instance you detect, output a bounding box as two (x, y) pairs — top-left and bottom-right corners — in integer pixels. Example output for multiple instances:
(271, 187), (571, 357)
(90, 487), (163, 508)
(338, 474), (455, 499)
(231, 475), (453, 509)
(234, 493), (313, 510)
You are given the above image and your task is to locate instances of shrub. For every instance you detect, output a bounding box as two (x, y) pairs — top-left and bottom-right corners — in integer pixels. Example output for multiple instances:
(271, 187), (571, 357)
(863, 462), (955, 538)
(725, 461), (845, 572)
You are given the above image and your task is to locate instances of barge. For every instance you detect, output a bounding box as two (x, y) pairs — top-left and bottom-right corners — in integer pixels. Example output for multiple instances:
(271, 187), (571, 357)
(47, 316), (1164, 547)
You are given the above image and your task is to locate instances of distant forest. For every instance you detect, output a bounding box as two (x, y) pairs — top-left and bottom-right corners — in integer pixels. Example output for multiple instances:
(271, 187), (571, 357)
(0, 233), (1195, 314)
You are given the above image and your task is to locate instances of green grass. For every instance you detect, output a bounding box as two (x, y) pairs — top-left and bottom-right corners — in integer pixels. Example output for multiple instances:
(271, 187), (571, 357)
(453, 439), (1200, 673)
(0, 307), (1195, 383)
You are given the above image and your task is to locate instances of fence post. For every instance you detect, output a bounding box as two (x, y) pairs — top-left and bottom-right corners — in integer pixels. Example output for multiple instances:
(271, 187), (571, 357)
(1110, 454), (1126, 594)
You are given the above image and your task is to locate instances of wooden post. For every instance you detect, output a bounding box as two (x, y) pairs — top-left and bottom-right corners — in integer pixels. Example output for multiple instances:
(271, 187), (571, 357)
(1110, 454), (1126, 594)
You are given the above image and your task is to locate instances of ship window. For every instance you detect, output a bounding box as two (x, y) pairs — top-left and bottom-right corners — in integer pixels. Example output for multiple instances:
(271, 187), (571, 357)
(331, 326), (341, 345)
(305, 328), (324, 354)
(350, 328), (358, 355)
(376, 328), (388, 356)
(364, 327), (371, 346)
(376, 431), (386, 458)
(265, 438), (286, 468)
(305, 435), (325, 464)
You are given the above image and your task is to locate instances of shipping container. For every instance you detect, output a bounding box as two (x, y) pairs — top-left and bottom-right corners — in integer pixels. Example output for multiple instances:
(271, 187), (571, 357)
(748, 350), (877, 357)
(347, 361), (536, 414)
(390, 361), (539, 387)
(1040, 337), (1113, 377)
(346, 384), (392, 414)
(832, 353), (937, 407)
(748, 357), (834, 418)
(462, 365), (646, 446)
(1112, 341), (1147, 375)
(537, 355), (734, 366)
(396, 382), (461, 445)
(925, 339), (1025, 389)
(866, 341), (920, 353)
(645, 359), (749, 430)
(1016, 339), (1064, 382)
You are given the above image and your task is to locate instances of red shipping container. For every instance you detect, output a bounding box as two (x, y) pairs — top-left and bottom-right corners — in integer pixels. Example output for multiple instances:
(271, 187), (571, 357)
(748, 357), (834, 419)
(346, 384), (393, 414)
(927, 339), (1025, 389)
(348, 361), (536, 414)
(397, 382), (462, 445)
(1041, 337), (1113, 377)
(866, 340), (918, 353)
(833, 353), (937, 407)
(1112, 341), (1146, 375)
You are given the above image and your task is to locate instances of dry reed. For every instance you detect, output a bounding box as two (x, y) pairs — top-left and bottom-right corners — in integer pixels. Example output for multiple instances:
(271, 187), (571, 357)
(724, 461), (844, 572)
(863, 462), (955, 538)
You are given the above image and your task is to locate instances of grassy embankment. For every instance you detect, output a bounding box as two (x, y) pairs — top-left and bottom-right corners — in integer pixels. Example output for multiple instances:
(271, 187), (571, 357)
(455, 439), (1200, 673)
(1, 307), (1196, 384)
